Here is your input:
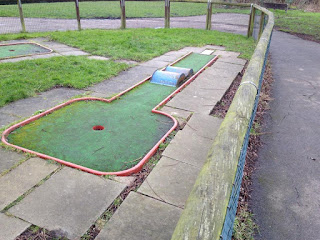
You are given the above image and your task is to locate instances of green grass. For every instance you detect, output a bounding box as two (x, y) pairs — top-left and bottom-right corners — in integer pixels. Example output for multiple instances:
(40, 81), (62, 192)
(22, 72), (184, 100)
(273, 9), (320, 40)
(0, 28), (255, 61)
(0, 1), (249, 19)
(233, 205), (259, 240)
(0, 28), (255, 106)
(0, 56), (128, 107)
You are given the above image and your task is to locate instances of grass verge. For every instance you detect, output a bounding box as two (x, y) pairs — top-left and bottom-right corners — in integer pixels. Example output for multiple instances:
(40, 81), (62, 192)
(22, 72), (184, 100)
(0, 28), (255, 61)
(273, 9), (320, 41)
(0, 1), (249, 19)
(0, 56), (128, 107)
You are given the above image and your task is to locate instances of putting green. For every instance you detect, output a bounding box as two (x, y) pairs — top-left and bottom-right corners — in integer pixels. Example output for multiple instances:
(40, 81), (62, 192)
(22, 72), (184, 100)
(0, 43), (51, 59)
(7, 53), (215, 173)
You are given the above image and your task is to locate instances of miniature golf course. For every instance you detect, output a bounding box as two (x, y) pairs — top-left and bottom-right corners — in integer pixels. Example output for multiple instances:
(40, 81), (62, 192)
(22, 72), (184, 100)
(3, 53), (216, 175)
(0, 43), (52, 60)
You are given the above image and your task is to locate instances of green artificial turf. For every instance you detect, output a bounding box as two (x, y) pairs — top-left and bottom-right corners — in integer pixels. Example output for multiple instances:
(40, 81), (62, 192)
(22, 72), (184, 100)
(0, 1), (249, 19)
(7, 53), (214, 172)
(0, 43), (51, 59)
(0, 56), (128, 107)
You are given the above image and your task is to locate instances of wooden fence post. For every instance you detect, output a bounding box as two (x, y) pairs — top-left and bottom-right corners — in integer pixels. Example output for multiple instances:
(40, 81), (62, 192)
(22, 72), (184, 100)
(17, 0), (26, 32)
(74, 0), (81, 31)
(206, 0), (212, 30)
(258, 11), (265, 39)
(120, 0), (126, 29)
(247, 4), (255, 38)
(165, 0), (170, 28)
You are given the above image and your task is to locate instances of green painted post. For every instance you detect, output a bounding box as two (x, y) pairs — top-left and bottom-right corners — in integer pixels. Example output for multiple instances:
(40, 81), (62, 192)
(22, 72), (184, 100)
(120, 0), (126, 29)
(206, 0), (212, 30)
(17, 0), (26, 33)
(165, 0), (170, 28)
(74, 0), (81, 31)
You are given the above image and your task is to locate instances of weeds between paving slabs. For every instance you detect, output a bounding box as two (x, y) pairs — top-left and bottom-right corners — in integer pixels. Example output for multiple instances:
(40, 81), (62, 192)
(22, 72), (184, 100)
(15, 131), (177, 240)
(81, 131), (177, 240)
(211, 57), (274, 239)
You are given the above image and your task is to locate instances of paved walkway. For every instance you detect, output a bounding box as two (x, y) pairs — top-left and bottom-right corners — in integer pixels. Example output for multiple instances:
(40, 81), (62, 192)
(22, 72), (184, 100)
(0, 13), (249, 35)
(0, 42), (246, 239)
(251, 31), (320, 240)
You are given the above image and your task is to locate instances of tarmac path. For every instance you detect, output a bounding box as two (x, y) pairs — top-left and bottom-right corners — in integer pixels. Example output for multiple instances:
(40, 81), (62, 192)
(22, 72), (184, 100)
(251, 30), (320, 240)
(0, 13), (249, 35)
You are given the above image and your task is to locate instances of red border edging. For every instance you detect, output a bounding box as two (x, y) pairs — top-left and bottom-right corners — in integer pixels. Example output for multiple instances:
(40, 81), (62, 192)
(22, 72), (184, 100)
(1, 53), (218, 176)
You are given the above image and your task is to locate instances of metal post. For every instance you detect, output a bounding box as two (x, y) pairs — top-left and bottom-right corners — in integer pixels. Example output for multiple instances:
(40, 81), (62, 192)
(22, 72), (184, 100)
(258, 12), (265, 40)
(206, 0), (212, 30)
(165, 0), (170, 28)
(120, 0), (126, 29)
(17, 0), (26, 33)
(74, 0), (81, 31)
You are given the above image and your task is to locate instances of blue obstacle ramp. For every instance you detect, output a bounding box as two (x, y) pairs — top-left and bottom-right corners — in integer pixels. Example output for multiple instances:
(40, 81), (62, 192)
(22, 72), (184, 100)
(150, 70), (186, 87)
(165, 66), (194, 78)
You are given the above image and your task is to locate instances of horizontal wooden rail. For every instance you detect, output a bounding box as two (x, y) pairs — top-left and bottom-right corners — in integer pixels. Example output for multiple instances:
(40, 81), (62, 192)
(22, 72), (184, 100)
(171, 4), (274, 240)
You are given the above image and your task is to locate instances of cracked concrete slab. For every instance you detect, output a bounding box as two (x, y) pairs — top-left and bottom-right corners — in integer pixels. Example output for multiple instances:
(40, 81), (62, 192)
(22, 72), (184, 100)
(96, 192), (182, 240)
(162, 125), (213, 168)
(0, 213), (30, 240)
(9, 167), (126, 239)
(160, 106), (192, 129)
(184, 113), (222, 140)
(138, 156), (200, 208)
(0, 148), (24, 174)
(0, 158), (58, 210)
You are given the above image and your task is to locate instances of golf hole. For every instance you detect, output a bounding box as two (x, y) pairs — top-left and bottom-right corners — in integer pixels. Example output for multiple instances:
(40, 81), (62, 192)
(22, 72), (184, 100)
(93, 125), (104, 131)
(9, 49), (15, 52)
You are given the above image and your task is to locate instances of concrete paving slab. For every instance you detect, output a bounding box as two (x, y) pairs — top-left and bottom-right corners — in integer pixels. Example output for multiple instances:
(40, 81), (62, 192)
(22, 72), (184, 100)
(160, 106), (192, 129)
(138, 156), (200, 207)
(162, 125), (213, 168)
(218, 57), (247, 66)
(0, 56), (33, 63)
(0, 112), (20, 128)
(185, 113), (222, 140)
(0, 148), (24, 174)
(88, 56), (110, 61)
(96, 192), (182, 240)
(202, 45), (226, 50)
(213, 50), (240, 58)
(9, 167), (126, 239)
(211, 60), (244, 73)
(182, 81), (227, 101)
(0, 158), (58, 210)
(140, 59), (170, 68)
(59, 51), (90, 56)
(88, 79), (133, 96)
(163, 51), (186, 58)
(192, 72), (234, 91)
(166, 88), (217, 114)
(29, 53), (61, 60)
(151, 55), (178, 62)
(204, 65), (242, 78)
(115, 59), (138, 65)
(0, 213), (30, 240)
(0, 88), (86, 118)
